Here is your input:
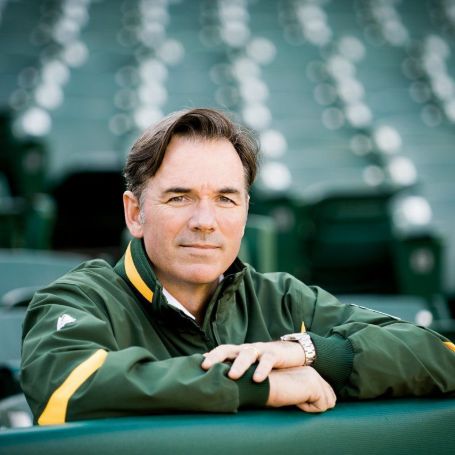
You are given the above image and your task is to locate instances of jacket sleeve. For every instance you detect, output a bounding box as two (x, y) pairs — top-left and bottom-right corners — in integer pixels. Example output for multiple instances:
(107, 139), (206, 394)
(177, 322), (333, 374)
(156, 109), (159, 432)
(305, 286), (455, 399)
(20, 284), (269, 425)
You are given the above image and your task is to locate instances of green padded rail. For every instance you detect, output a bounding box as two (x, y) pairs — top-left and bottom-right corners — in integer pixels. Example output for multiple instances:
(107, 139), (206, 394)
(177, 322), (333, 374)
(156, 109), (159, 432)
(1, 399), (454, 454)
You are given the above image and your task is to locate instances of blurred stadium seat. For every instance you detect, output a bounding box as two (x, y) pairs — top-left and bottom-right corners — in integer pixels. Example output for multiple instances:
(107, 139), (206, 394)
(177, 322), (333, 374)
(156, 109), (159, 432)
(0, 248), (87, 301)
(239, 213), (277, 273)
(49, 150), (124, 254)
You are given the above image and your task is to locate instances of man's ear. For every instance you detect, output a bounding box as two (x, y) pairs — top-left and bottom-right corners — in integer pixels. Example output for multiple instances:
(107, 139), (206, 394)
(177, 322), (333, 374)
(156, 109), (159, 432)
(123, 191), (143, 238)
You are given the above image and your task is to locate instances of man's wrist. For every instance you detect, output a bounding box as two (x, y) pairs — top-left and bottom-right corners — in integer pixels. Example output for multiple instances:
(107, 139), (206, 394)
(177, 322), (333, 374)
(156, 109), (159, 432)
(280, 340), (307, 366)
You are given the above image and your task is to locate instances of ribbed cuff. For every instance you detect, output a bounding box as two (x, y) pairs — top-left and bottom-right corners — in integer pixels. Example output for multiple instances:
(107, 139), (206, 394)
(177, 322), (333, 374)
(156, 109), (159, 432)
(236, 365), (270, 408)
(310, 332), (354, 392)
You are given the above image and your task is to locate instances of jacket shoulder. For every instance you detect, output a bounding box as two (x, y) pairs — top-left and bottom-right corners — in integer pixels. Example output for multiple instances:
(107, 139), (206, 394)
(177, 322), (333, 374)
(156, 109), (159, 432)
(243, 264), (316, 300)
(28, 259), (131, 312)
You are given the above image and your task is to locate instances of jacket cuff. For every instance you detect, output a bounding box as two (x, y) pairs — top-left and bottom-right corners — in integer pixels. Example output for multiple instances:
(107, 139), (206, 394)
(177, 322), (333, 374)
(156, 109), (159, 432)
(310, 332), (354, 392)
(235, 365), (270, 408)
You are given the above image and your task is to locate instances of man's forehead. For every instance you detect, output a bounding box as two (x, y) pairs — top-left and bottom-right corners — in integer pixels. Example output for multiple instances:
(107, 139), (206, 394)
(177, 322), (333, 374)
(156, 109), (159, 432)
(153, 135), (248, 186)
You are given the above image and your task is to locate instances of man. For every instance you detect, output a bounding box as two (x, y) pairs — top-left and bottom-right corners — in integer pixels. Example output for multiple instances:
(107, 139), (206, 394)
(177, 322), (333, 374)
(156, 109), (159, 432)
(21, 108), (455, 425)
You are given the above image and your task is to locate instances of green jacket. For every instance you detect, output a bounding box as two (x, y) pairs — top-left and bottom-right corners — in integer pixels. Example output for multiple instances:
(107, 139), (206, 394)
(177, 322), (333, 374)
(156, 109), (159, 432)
(21, 238), (455, 425)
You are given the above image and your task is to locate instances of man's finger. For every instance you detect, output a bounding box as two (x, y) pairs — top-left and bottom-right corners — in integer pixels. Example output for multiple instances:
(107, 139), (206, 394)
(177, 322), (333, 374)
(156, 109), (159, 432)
(252, 353), (276, 382)
(326, 387), (337, 409)
(296, 385), (336, 413)
(201, 344), (238, 369)
(319, 380), (336, 410)
(228, 347), (260, 379)
(297, 395), (329, 413)
(297, 401), (327, 413)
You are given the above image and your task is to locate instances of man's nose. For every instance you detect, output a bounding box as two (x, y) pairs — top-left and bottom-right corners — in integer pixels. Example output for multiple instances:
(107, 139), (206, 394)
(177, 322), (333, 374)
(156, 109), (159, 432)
(188, 200), (216, 232)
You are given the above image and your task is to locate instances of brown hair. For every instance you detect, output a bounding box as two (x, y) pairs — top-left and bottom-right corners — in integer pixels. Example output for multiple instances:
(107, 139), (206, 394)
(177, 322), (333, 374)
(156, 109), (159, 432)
(124, 108), (259, 200)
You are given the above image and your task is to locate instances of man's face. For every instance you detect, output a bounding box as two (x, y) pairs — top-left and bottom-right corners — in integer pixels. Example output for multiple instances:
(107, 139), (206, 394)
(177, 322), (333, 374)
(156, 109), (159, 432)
(130, 135), (249, 290)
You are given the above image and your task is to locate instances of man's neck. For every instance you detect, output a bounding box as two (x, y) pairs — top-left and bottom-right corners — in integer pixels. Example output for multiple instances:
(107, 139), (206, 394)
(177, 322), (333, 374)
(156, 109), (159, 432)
(159, 279), (220, 324)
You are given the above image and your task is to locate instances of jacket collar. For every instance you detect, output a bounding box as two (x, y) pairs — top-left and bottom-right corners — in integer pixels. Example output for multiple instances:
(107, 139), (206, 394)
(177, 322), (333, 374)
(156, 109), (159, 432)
(114, 237), (159, 303)
(114, 237), (247, 319)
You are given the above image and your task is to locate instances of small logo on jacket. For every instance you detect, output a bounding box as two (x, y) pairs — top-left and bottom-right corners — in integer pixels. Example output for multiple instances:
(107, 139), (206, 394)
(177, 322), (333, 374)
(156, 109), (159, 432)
(57, 314), (76, 331)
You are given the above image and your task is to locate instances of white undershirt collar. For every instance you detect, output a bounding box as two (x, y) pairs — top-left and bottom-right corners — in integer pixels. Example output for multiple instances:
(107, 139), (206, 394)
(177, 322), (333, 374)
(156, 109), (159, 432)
(162, 288), (196, 320)
(162, 275), (224, 320)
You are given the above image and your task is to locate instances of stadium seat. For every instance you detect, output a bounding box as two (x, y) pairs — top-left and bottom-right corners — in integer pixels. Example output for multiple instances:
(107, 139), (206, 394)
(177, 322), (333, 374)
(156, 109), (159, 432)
(0, 248), (87, 300)
(0, 393), (33, 429)
(0, 308), (25, 366)
(239, 214), (277, 273)
(49, 152), (125, 256)
(299, 187), (398, 294)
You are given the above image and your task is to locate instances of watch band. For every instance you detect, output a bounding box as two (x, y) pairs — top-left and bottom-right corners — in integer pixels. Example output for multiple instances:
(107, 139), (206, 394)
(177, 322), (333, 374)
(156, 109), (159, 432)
(280, 332), (316, 366)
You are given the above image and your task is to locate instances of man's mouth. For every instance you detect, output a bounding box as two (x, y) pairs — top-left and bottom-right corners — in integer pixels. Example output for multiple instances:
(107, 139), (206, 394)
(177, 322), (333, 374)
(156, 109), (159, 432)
(181, 244), (220, 249)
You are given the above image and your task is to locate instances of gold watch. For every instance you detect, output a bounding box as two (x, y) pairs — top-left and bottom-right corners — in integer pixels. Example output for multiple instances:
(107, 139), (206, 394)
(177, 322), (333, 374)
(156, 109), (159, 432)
(280, 332), (316, 366)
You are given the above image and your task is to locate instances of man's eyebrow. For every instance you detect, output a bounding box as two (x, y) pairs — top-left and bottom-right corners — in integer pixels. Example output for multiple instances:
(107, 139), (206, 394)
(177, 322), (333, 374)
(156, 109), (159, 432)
(162, 187), (191, 195)
(218, 187), (242, 195)
(162, 187), (242, 195)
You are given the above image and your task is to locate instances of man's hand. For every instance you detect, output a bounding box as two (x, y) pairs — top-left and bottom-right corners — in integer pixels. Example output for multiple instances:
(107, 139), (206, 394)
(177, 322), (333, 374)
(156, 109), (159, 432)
(267, 366), (336, 413)
(201, 341), (306, 382)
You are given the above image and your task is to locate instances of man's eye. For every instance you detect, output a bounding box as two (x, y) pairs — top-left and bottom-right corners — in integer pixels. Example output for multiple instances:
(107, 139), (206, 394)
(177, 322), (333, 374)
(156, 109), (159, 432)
(219, 196), (236, 205)
(168, 196), (186, 203)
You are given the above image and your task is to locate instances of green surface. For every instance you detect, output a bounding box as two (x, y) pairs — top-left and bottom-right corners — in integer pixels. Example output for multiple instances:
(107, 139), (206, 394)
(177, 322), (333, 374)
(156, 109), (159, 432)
(1, 399), (454, 454)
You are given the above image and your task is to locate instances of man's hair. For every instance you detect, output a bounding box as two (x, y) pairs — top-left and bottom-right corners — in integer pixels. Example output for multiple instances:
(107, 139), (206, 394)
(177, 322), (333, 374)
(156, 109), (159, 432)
(124, 108), (259, 200)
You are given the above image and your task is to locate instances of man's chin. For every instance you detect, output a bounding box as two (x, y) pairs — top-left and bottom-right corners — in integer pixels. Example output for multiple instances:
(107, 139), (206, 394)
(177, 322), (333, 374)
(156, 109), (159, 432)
(178, 264), (224, 285)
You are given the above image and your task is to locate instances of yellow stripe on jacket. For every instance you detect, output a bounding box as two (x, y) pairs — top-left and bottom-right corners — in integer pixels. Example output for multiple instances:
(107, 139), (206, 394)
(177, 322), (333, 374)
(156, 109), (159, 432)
(124, 242), (154, 302)
(38, 349), (108, 425)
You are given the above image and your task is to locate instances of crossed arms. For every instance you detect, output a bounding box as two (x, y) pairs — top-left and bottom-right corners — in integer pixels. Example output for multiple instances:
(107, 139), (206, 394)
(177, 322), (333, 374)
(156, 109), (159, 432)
(202, 341), (336, 412)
